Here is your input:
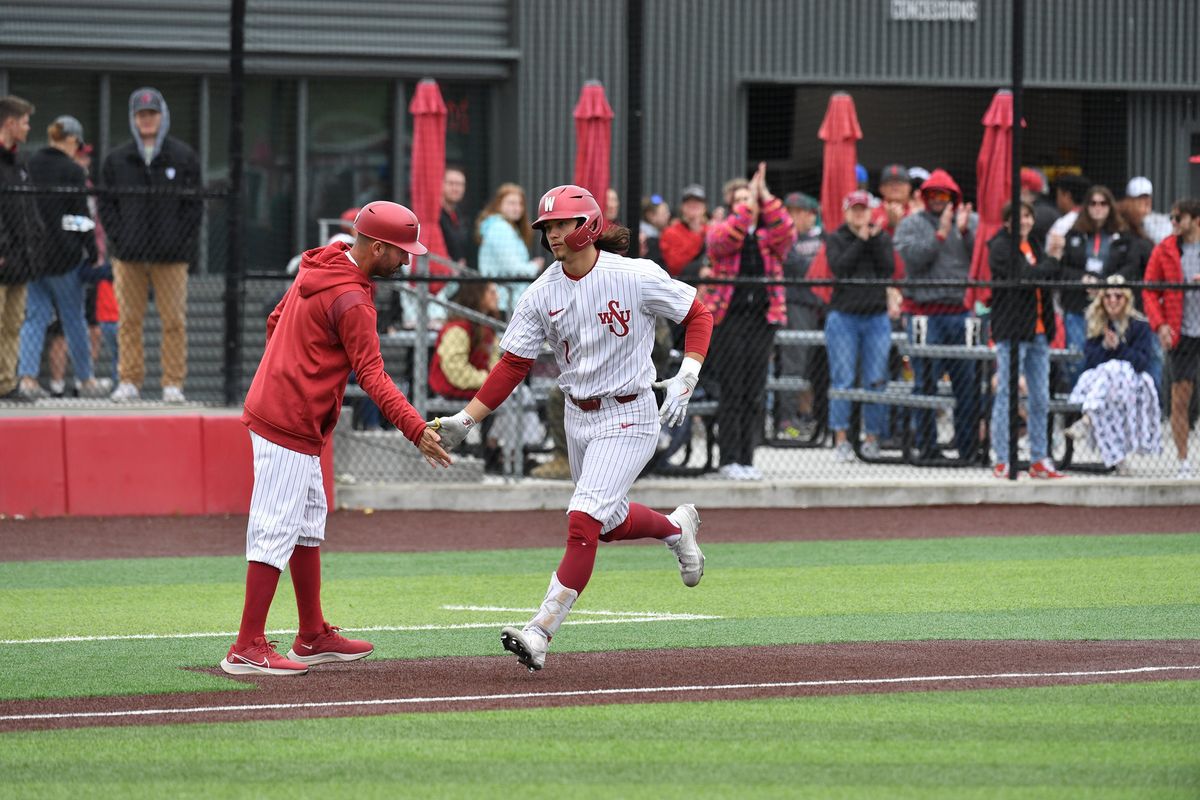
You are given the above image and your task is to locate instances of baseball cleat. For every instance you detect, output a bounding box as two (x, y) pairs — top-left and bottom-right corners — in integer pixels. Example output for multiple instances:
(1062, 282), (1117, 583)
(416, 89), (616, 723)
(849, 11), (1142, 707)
(286, 622), (374, 665)
(501, 625), (548, 672)
(220, 636), (309, 676)
(667, 503), (704, 587)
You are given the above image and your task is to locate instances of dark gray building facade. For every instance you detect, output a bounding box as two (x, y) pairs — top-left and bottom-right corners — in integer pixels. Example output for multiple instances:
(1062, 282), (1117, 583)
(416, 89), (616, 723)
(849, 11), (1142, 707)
(3, 0), (1197, 271)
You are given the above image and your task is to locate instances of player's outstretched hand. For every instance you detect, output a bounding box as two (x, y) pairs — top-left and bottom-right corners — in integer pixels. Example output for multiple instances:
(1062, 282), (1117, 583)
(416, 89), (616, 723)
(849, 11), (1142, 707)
(427, 409), (476, 451)
(651, 358), (701, 427)
(417, 427), (453, 469)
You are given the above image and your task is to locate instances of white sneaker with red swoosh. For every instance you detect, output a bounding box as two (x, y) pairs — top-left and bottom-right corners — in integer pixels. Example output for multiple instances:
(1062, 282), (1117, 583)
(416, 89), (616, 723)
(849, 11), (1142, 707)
(286, 622), (374, 665)
(220, 636), (309, 676)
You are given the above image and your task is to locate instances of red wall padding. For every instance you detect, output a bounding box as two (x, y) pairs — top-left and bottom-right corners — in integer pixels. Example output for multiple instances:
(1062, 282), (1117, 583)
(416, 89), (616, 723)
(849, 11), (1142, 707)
(0, 417), (67, 517)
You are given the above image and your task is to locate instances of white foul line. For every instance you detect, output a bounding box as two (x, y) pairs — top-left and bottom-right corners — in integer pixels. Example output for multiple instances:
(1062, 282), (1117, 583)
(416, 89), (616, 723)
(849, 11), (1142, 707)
(0, 607), (721, 645)
(3, 665), (1198, 723)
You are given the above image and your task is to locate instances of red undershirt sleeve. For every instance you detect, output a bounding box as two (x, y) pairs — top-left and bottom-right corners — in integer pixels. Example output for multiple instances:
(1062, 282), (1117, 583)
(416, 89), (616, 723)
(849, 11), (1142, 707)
(475, 351), (534, 410)
(679, 297), (713, 358)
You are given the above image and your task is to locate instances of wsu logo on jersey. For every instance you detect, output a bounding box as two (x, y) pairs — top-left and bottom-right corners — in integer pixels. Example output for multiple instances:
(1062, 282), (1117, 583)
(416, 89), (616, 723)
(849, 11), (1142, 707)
(597, 300), (631, 337)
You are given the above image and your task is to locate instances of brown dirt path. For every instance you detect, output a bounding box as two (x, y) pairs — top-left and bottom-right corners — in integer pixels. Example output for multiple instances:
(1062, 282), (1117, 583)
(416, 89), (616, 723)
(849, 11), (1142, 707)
(2, 639), (1197, 732)
(2, 505), (1196, 562)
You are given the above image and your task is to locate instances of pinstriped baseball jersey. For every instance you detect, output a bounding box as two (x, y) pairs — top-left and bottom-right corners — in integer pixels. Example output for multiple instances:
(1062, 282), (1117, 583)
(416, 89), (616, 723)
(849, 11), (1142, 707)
(499, 250), (696, 399)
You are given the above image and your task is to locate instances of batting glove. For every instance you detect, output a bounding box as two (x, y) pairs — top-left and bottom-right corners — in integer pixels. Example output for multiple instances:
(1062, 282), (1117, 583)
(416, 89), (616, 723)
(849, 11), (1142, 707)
(651, 357), (701, 427)
(427, 410), (476, 451)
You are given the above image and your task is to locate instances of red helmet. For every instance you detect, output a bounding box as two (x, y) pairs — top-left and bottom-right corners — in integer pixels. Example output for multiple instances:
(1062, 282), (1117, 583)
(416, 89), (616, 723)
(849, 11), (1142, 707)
(532, 184), (603, 251)
(353, 201), (428, 255)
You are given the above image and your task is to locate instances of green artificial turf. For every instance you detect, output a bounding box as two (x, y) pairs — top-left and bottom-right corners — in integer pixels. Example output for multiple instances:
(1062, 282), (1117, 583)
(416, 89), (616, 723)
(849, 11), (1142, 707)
(2, 681), (1197, 799)
(1, 534), (1198, 699)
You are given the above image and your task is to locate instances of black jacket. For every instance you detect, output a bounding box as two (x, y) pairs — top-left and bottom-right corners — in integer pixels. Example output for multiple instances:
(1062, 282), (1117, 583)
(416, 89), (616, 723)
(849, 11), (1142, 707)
(99, 136), (201, 264)
(988, 228), (1059, 342)
(1059, 229), (1134, 314)
(0, 145), (44, 284)
(825, 224), (892, 315)
(28, 147), (97, 277)
(440, 206), (473, 266)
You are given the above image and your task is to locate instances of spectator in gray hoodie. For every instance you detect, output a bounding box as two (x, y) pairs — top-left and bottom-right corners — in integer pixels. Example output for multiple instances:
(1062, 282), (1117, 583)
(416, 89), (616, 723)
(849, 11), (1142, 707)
(894, 168), (980, 463)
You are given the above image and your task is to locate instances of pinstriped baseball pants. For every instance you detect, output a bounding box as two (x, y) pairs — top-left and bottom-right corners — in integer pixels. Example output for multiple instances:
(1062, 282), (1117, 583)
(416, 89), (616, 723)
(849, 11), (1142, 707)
(565, 392), (658, 533)
(246, 431), (326, 570)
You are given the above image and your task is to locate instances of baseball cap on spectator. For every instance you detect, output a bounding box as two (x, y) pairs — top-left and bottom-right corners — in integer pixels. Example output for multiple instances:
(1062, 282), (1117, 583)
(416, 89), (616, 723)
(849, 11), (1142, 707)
(1020, 167), (1046, 194)
(784, 191), (820, 211)
(879, 164), (908, 185)
(130, 87), (165, 114)
(908, 166), (931, 183)
(855, 163), (868, 185)
(1125, 176), (1153, 198)
(843, 189), (872, 210)
(53, 115), (85, 145)
(680, 183), (706, 203)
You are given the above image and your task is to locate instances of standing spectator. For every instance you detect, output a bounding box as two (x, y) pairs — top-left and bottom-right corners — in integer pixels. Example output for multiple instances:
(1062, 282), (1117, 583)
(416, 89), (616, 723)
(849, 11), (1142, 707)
(1143, 197), (1200, 479)
(871, 163), (919, 236)
(1126, 177), (1173, 244)
(824, 190), (894, 462)
(1066, 276), (1160, 473)
(605, 187), (621, 225)
(703, 163), (796, 479)
(894, 169), (981, 462)
(73, 142), (119, 383)
(777, 191), (824, 439)
(99, 87), (201, 403)
(1046, 173), (1090, 247)
(1021, 167), (1059, 248)
(17, 116), (108, 399)
(638, 194), (669, 265)
(1117, 193), (1161, 394)
(1058, 186), (1134, 389)
(475, 182), (542, 318)
(439, 165), (471, 267)
(220, 201), (450, 676)
(988, 201), (1064, 480)
(660, 184), (710, 279)
(0, 95), (42, 401)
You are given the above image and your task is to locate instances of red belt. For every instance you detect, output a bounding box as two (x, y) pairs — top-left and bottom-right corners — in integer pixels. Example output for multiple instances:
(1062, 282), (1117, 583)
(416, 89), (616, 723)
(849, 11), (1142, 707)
(569, 393), (639, 412)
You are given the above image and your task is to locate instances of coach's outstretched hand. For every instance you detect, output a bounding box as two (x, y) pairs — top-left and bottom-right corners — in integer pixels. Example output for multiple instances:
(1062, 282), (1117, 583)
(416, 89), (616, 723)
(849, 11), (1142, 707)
(651, 357), (701, 427)
(426, 409), (476, 451)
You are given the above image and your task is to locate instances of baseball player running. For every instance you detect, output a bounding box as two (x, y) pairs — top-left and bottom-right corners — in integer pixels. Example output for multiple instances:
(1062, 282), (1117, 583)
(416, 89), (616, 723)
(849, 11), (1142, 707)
(221, 201), (452, 676)
(430, 185), (713, 671)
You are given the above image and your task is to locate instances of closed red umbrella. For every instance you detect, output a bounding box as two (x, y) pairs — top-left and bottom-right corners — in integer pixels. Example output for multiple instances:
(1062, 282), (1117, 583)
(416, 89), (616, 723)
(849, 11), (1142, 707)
(818, 92), (863, 233)
(408, 78), (452, 291)
(966, 89), (1023, 310)
(573, 80), (614, 209)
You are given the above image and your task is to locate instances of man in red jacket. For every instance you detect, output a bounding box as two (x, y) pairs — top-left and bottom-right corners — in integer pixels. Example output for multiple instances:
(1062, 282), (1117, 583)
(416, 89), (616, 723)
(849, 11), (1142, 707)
(1143, 197), (1200, 479)
(221, 201), (452, 676)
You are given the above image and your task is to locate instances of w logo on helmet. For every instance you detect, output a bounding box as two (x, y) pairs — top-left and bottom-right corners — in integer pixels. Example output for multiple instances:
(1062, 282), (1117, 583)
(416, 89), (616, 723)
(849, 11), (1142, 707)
(544, 196), (556, 212)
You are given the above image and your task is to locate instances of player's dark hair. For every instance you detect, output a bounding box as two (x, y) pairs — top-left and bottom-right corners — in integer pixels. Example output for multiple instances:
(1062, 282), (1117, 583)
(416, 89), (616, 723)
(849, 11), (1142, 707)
(595, 223), (631, 255)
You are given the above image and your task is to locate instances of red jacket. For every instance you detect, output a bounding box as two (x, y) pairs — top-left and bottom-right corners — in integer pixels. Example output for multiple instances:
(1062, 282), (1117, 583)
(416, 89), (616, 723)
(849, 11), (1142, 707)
(1143, 235), (1186, 348)
(242, 242), (426, 455)
(659, 220), (707, 276)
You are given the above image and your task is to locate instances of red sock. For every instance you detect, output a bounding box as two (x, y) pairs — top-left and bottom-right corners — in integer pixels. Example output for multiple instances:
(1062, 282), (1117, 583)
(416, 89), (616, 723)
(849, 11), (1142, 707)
(556, 511), (601, 593)
(289, 544), (325, 637)
(236, 561), (282, 649)
(600, 503), (680, 542)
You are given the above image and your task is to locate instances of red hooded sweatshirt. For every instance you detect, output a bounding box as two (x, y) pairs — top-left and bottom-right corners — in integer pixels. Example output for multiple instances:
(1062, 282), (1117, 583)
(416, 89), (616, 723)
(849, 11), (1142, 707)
(242, 242), (426, 455)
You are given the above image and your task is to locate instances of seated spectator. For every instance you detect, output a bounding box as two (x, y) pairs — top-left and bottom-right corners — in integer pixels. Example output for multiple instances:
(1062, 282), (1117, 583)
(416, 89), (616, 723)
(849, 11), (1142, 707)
(1058, 185), (1135, 389)
(476, 183), (542, 318)
(1066, 276), (1161, 472)
(660, 184), (710, 279)
(824, 190), (893, 462)
(639, 194), (670, 265)
(988, 200), (1064, 479)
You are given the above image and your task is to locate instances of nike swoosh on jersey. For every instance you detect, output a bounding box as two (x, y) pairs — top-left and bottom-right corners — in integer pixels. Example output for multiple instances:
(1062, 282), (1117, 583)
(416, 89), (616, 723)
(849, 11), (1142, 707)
(548, 308), (565, 316)
(620, 422), (634, 429)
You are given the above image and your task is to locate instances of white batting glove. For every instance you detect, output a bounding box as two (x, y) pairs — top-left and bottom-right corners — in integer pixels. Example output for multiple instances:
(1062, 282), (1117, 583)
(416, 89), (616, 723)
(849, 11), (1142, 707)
(427, 410), (476, 451)
(651, 357), (701, 427)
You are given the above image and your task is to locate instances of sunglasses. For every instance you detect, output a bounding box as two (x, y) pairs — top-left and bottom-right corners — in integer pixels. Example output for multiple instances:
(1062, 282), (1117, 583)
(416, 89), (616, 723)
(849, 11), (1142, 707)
(1088, 199), (1110, 207)
(926, 190), (951, 200)
(1103, 292), (1126, 301)
(1171, 213), (1186, 223)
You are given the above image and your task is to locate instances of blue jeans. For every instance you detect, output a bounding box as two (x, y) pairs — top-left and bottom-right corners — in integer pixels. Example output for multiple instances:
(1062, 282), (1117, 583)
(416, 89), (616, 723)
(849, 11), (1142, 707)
(825, 310), (890, 436)
(98, 320), (118, 382)
(991, 336), (1050, 464)
(909, 312), (981, 458)
(1063, 312), (1086, 389)
(18, 269), (94, 381)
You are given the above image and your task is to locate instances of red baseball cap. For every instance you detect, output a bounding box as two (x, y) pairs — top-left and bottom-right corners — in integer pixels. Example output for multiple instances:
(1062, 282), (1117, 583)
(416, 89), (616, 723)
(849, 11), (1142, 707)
(843, 190), (872, 210)
(1020, 168), (1045, 194)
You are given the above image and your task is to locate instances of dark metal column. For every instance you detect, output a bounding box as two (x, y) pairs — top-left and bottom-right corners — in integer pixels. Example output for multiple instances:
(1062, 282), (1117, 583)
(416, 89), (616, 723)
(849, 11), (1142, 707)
(223, 0), (247, 405)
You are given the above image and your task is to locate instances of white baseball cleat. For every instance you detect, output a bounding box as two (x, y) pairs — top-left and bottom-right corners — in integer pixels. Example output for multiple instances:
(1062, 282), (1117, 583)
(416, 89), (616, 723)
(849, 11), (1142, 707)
(667, 503), (704, 587)
(500, 625), (548, 672)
